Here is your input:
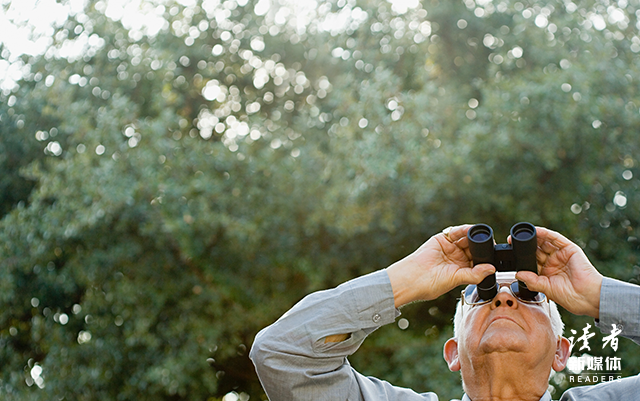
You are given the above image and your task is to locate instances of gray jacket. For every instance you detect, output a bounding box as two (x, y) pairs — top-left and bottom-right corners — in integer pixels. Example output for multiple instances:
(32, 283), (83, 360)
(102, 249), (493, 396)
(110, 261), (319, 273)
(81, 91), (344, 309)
(250, 270), (640, 400)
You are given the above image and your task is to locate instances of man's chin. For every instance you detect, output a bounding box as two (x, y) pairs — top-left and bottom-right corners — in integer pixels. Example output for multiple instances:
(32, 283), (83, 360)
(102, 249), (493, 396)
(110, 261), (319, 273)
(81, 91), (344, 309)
(478, 327), (528, 354)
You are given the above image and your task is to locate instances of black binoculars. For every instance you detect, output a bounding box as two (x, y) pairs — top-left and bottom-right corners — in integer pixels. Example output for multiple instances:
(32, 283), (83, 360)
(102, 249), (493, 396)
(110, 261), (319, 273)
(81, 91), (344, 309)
(467, 222), (538, 301)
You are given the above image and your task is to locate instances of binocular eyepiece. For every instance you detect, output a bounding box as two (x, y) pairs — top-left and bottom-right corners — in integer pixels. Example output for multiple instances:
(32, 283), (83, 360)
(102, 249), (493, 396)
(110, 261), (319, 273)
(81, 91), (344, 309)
(467, 222), (538, 301)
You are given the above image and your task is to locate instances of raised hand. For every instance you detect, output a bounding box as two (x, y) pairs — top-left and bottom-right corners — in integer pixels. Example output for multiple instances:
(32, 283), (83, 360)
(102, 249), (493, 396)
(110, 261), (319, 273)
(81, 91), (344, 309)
(515, 227), (603, 318)
(386, 225), (495, 307)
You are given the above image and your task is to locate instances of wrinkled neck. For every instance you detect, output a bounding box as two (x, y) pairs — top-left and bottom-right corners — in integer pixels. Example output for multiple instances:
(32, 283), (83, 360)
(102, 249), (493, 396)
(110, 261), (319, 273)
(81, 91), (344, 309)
(461, 351), (550, 401)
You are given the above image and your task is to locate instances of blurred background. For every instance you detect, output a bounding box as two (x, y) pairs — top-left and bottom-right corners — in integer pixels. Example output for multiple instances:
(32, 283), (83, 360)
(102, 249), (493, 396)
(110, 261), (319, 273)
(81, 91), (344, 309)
(1, 0), (639, 399)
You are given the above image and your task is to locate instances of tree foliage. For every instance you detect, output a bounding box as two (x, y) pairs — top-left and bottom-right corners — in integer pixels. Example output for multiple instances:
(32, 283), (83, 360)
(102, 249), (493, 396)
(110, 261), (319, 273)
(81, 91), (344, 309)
(1, 0), (640, 399)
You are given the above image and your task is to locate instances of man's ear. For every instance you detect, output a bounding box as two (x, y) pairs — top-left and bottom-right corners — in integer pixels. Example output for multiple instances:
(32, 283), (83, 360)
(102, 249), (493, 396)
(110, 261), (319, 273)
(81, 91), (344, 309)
(443, 338), (461, 372)
(552, 336), (571, 372)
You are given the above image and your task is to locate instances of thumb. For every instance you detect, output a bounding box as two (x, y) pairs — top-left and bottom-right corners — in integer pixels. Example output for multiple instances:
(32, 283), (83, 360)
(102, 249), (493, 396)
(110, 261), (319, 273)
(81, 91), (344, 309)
(516, 271), (549, 293)
(458, 264), (495, 285)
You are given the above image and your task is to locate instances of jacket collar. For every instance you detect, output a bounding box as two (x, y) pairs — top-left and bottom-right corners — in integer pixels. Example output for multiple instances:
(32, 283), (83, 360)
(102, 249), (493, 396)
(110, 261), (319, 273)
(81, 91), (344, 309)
(461, 390), (552, 401)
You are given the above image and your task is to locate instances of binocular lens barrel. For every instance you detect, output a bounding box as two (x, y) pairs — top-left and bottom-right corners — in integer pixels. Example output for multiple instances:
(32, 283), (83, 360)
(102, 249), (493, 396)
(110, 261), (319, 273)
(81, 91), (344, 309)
(510, 222), (538, 300)
(468, 224), (494, 264)
(466, 222), (539, 302)
(469, 228), (492, 243)
(511, 223), (536, 242)
(510, 222), (537, 274)
(467, 224), (497, 300)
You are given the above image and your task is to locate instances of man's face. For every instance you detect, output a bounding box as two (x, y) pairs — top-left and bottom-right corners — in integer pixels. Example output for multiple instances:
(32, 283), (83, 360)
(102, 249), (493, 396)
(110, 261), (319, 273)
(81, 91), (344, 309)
(449, 273), (562, 377)
(459, 286), (556, 360)
(442, 274), (572, 397)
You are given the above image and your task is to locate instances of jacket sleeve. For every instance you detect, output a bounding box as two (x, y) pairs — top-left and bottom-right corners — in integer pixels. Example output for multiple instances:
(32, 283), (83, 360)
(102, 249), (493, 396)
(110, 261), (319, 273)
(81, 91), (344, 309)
(595, 277), (640, 345)
(560, 277), (640, 400)
(249, 269), (439, 401)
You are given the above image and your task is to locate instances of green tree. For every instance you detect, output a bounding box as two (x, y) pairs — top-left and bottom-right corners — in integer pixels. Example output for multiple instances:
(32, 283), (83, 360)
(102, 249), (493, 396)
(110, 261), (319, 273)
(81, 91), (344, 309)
(1, 0), (639, 399)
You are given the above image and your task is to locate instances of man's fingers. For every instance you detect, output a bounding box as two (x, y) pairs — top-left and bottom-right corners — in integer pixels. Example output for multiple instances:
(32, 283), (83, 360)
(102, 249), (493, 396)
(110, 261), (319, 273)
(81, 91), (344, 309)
(443, 224), (473, 243)
(516, 271), (549, 294)
(536, 227), (573, 249)
(535, 249), (549, 266)
(458, 264), (495, 285)
(539, 240), (559, 255)
(456, 236), (469, 249)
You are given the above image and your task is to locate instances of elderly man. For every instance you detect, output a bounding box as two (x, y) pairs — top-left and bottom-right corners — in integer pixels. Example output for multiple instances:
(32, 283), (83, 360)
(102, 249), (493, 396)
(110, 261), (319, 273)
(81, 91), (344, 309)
(250, 225), (640, 400)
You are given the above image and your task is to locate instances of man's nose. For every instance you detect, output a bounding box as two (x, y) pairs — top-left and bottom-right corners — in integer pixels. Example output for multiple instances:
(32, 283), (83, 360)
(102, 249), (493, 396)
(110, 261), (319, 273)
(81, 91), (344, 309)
(490, 286), (518, 309)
